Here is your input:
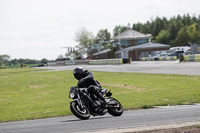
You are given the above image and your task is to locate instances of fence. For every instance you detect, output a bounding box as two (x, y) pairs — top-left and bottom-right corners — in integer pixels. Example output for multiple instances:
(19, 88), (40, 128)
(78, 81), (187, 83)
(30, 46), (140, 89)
(158, 56), (177, 61)
(139, 54), (200, 62)
(65, 60), (75, 65)
(75, 60), (89, 65)
(47, 60), (88, 66)
(47, 62), (57, 66)
(89, 58), (123, 65)
(184, 54), (200, 62)
(140, 56), (177, 61)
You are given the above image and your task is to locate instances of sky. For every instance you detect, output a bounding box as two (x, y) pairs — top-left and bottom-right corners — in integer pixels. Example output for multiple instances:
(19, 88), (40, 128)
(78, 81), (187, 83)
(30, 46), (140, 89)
(0, 0), (200, 60)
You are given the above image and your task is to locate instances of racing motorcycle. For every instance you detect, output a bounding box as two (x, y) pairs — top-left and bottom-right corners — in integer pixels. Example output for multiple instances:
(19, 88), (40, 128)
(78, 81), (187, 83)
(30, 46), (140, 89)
(69, 86), (123, 120)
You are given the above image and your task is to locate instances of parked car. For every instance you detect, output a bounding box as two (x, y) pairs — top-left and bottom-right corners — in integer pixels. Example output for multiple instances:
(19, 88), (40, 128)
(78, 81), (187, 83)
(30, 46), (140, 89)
(168, 51), (184, 58)
(152, 53), (168, 61)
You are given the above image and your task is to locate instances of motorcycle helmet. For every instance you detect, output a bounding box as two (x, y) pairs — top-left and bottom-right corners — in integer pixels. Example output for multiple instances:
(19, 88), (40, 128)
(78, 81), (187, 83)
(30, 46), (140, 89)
(73, 67), (84, 80)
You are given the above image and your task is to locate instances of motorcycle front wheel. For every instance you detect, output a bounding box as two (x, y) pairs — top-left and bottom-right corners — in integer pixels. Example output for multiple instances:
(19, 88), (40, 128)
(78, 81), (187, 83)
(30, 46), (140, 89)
(70, 101), (90, 120)
(107, 98), (123, 116)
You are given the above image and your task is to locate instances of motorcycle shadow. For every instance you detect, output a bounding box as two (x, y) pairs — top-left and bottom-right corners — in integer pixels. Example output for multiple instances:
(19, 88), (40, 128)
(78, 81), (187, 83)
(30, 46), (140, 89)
(61, 116), (113, 123)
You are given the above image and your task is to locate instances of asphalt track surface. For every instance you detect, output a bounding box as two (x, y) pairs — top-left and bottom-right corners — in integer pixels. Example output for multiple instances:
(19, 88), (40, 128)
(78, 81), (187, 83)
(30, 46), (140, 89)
(1, 104), (200, 133)
(39, 61), (200, 75)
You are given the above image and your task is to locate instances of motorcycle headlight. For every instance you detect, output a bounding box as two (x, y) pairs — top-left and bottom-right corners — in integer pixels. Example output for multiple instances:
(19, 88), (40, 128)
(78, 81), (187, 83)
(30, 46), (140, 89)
(70, 93), (75, 99)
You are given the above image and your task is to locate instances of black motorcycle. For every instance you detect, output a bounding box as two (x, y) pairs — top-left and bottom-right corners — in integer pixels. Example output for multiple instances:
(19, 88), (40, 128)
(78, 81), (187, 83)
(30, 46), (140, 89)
(69, 86), (123, 120)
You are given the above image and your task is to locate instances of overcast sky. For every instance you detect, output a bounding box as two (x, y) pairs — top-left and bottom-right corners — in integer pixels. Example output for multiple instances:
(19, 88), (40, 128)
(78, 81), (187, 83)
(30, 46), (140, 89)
(0, 0), (200, 60)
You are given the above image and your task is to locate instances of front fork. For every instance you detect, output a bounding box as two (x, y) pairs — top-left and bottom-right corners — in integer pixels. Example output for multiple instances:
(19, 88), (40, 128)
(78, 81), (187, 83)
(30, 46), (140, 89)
(71, 93), (84, 110)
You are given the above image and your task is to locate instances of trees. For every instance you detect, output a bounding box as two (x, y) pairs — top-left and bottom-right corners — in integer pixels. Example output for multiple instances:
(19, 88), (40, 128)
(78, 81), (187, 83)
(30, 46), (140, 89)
(96, 29), (111, 43)
(131, 14), (200, 46)
(73, 27), (113, 58)
(113, 25), (127, 37)
(65, 49), (81, 60)
(74, 27), (95, 56)
(0, 55), (10, 62)
(0, 55), (10, 66)
(152, 17), (167, 37)
(155, 30), (170, 44)
(132, 23), (143, 32)
(0, 55), (50, 68)
(175, 23), (200, 46)
(188, 23), (200, 44)
(40, 58), (48, 64)
(175, 27), (191, 46)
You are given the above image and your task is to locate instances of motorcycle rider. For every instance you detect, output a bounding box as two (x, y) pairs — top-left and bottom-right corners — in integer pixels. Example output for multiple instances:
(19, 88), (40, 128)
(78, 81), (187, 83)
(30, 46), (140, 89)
(73, 67), (107, 109)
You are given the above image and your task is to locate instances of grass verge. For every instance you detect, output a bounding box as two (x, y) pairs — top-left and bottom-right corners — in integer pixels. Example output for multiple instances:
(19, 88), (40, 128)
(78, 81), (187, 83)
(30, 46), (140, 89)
(0, 68), (200, 122)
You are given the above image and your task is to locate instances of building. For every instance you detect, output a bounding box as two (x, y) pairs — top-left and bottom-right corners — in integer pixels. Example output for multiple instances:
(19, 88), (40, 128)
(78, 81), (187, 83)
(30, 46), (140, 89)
(92, 49), (111, 59)
(89, 28), (151, 59)
(115, 42), (171, 60)
(112, 28), (151, 48)
(89, 28), (171, 61)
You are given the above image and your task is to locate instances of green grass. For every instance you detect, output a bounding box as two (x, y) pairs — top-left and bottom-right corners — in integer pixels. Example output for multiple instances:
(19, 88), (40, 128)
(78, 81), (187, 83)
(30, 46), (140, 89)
(0, 68), (200, 122)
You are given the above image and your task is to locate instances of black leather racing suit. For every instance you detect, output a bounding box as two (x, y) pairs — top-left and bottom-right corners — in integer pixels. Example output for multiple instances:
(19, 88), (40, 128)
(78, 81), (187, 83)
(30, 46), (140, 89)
(77, 70), (106, 107)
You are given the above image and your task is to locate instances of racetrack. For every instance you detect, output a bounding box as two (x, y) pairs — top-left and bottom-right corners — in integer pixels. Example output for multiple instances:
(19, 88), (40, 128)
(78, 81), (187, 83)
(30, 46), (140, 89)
(40, 61), (200, 75)
(1, 104), (200, 133)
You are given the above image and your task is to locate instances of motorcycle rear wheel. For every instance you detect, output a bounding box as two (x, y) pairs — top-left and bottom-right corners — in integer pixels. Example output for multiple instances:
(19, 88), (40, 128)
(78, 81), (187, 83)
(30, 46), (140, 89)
(70, 101), (90, 120)
(108, 98), (123, 116)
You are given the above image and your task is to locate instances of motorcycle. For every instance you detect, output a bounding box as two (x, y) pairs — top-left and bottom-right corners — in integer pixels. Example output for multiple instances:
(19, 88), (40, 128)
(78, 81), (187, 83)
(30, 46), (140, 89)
(69, 86), (123, 120)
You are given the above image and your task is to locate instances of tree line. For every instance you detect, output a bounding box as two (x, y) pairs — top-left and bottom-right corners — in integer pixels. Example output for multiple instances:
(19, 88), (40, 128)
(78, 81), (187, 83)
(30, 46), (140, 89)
(131, 14), (200, 46)
(0, 55), (53, 68)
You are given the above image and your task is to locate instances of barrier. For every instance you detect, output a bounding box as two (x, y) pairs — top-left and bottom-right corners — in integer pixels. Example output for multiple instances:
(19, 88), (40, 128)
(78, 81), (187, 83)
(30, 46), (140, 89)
(139, 56), (177, 61)
(140, 55), (200, 62)
(47, 62), (57, 66)
(65, 60), (75, 65)
(140, 57), (150, 61)
(184, 54), (200, 62)
(56, 60), (66, 66)
(47, 58), (131, 66)
(89, 58), (123, 65)
(158, 56), (177, 61)
(75, 60), (88, 65)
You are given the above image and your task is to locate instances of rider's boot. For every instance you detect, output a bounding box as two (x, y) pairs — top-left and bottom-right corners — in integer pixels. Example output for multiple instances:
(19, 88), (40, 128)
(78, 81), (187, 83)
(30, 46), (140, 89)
(92, 89), (107, 103)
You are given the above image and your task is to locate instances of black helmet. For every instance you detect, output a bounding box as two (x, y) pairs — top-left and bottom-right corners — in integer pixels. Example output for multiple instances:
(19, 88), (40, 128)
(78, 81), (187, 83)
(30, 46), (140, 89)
(73, 67), (84, 80)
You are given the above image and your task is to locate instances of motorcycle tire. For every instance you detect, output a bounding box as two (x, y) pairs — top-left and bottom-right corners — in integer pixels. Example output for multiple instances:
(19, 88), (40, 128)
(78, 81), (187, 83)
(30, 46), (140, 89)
(108, 98), (123, 116)
(70, 101), (90, 120)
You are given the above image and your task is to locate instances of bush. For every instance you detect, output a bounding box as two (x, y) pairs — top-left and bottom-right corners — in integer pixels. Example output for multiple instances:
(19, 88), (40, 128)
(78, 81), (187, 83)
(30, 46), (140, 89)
(0, 66), (6, 69)
(20, 63), (28, 68)
(0, 62), (6, 69)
